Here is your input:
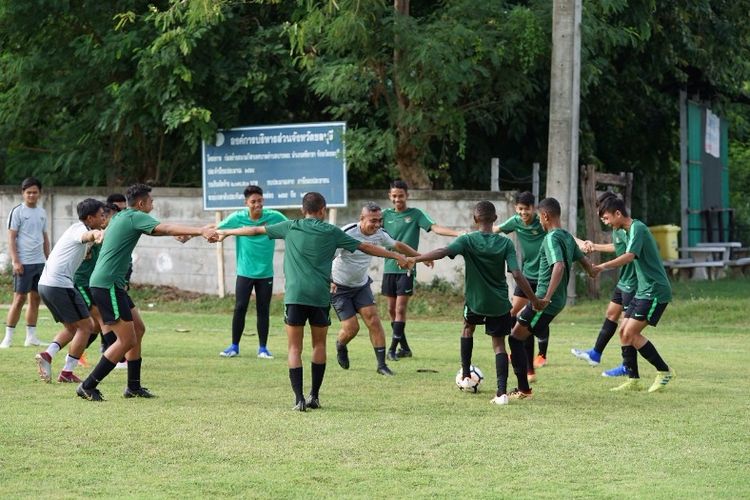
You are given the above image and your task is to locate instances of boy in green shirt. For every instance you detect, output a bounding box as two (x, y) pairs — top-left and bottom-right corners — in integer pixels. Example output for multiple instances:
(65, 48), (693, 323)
(77, 184), (216, 402)
(592, 196), (675, 393)
(509, 197), (597, 399)
(216, 185), (287, 359)
(218, 192), (409, 411)
(408, 201), (542, 405)
(382, 180), (459, 361)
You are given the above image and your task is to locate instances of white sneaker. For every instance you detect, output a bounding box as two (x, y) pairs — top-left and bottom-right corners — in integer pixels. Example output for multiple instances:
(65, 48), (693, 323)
(24, 335), (47, 347)
(257, 348), (273, 359)
(0, 336), (11, 349)
(491, 394), (509, 405)
(115, 361), (127, 369)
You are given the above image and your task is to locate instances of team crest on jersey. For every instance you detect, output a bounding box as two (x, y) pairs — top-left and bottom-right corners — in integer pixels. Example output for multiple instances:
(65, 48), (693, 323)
(531, 230), (539, 235)
(404, 216), (412, 223)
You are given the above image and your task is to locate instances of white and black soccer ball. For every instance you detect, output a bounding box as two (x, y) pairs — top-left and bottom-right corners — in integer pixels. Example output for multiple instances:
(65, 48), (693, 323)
(455, 365), (484, 393)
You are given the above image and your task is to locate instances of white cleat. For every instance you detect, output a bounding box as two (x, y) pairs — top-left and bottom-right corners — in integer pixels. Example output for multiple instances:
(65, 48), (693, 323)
(490, 394), (509, 405)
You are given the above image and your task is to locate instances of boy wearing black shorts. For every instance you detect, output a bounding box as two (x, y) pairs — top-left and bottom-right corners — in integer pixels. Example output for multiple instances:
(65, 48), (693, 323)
(509, 198), (597, 399)
(409, 201), (542, 405)
(77, 184), (216, 401)
(593, 196), (675, 393)
(218, 192), (409, 411)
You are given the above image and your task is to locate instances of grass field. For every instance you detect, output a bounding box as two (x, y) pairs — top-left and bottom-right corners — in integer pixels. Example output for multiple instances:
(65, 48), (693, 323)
(0, 278), (748, 498)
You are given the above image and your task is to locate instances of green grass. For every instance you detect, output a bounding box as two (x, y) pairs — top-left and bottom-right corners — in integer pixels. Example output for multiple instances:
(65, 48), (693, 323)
(0, 278), (748, 498)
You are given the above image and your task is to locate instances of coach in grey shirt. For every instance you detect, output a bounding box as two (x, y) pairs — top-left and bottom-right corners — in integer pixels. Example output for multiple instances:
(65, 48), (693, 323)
(331, 202), (424, 376)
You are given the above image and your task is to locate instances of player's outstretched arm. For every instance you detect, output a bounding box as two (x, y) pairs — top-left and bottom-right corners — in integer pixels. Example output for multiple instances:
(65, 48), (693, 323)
(577, 255), (598, 278)
(358, 242), (408, 269)
(511, 270), (546, 309)
(544, 262), (566, 302)
(595, 252), (634, 272)
(81, 229), (104, 245)
(430, 224), (461, 237)
(393, 241), (419, 257)
(217, 226), (267, 237)
(152, 223), (217, 240)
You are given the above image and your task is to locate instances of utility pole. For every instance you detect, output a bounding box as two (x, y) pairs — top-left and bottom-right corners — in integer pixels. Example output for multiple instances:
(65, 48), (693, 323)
(546, 0), (581, 304)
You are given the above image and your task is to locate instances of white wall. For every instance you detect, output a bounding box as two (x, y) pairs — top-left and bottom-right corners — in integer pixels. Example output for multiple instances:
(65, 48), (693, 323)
(0, 186), (517, 296)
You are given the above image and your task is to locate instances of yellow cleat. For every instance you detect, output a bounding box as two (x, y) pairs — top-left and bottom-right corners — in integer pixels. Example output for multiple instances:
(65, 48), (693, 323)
(610, 378), (642, 392)
(648, 369), (676, 393)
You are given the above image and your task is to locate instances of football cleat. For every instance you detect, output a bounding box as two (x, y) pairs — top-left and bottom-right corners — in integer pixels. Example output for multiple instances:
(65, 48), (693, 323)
(292, 400), (307, 412)
(57, 371), (82, 383)
(76, 384), (104, 402)
(219, 345), (239, 357)
(77, 353), (90, 368)
(257, 348), (273, 359)
(24, 335), (47, 347)
(123, 386), (155, 398)
(35, 352), (52, 383)
(527, 371), (537, 383)
(336, 341), (350, 370)
(610, 378), (642, 392)
(601, 364), (628, 377)
(533, 354), (547, 368)
(305, 395), (321, 409)
(571, 348), (601, 366)
(396, 349), (413, 358)
(387, 350), (399, 362)
(376, 365), (395, 376)
(0, 335), (12, 349)
(490, 394), (509, 405)
(648, 369), (676, 393)
(508, 388), (533, 400)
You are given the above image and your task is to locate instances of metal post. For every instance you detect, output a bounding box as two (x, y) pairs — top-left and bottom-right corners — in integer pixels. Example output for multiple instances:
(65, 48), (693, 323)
(215, 211), (225, 298)
(532, 162), (540, 201)
(491, 158), (500, 192)
(679, 90), (689, 254)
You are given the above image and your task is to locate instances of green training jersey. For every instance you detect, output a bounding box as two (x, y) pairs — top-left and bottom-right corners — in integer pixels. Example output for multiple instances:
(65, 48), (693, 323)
(265, 218), (361, 307)
(612, 228), (637, 292)
(382, 207), (434, 274)
(499, 214), (545, 279)
(218, 208), (287, 278)
(89, 209), (159, 289)
(536, 228), (585, 316)
(74, 244), (100, 288)
(446, 231), (519, 317)
(625, 219), (672, 302)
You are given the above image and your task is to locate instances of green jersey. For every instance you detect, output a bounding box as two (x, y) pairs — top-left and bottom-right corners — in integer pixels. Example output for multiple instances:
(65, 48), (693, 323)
(446, 231), (519, 317)
(613, 228), (637, 292)
(536, 228), (585, 316)
(499, 214), (545, 279)
(625, 219), (672, 302)
(89, 209), (159, 289)
(382, 207), (434, 274)
(74, 244), (100, 288)
(218, 208), (287, 278)
(265, 218), (361, 307)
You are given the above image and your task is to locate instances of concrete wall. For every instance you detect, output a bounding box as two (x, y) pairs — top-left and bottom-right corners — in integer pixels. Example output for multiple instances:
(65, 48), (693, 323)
(0, 186), (517, 296)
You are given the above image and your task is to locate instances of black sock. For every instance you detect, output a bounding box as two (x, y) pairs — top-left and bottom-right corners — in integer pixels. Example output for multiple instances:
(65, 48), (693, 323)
(310, 362), (326, 398)
(102, 332), (116, 350)
(390, 321), (404, 352)
(127, 358), (142, 390)
(289, 367), (304, 403)
(496, 352), (509, 396)
(637, 341), (669, 372)
(374, 347), (386, 368)
(508, 336), (530, 391)
(524, 335), (535, 372)
(510, 316), (517, 329)
(460, 336), (473, 378)
(537, 326), (550, 357)
(594, 319), (618, 354)
(396, 322), (410, 351)
(82, 356), (117, 390)
(621, 345), (639, 378)
(86, 333), (99, 349)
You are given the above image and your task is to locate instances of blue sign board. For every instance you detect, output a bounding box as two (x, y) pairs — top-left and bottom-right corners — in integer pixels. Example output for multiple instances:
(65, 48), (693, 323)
(201, 122), (347, 210)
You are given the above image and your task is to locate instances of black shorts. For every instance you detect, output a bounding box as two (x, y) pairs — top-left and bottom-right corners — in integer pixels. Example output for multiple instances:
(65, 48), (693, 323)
(624, 298), (668, 326)
(381, 273), (414, 297)
(38, 285), (90, 324)
(464, 306), (513, 337)
(610, 286), (636, 311)
(516, 303), (556, 335)
(331, 279), (375, 321)
(284, 304), (331, 327)
(76, 285), (94, 310)
(13, 263), (45, 293)
(90, 286), (134, 324)
(513, 278), (538, 299)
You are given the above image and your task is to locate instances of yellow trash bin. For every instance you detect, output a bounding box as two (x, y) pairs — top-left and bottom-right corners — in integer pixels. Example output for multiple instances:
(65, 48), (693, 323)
(649, 225), (680, 260)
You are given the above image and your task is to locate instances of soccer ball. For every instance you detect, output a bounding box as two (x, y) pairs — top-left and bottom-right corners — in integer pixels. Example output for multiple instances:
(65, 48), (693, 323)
(455, 365), (484, 393)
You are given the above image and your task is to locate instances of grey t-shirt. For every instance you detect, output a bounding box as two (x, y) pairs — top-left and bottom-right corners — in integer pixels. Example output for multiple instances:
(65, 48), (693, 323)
(39, 222), (90, 288)
(7, 204), (47, 265)
(331, 223), (396, 287)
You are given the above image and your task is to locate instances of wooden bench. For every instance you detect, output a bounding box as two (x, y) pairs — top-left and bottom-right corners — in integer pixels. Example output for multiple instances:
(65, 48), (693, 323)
(664, 260), (726, 281)
(728, 257), (750, 277)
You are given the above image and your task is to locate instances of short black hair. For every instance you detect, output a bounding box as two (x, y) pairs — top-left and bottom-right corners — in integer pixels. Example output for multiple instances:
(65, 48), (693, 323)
(21, 177), (42, 192)
(474, 200), (497, 222)
(596, 191), (619, 217)
(598, 195), (629, 217)
(106, 193), (126, 205)
(104, 202), (121, 215)
(77, 198), (105, 220)
(244, 185), (263, 198)
(538, 197), (561, 218)
(362, 202), (381, 213)
(126, 183), (152, 206)
(515, 191), (535, 206)
(390, 180), (409, 193)
(302, 192), (326, 213)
